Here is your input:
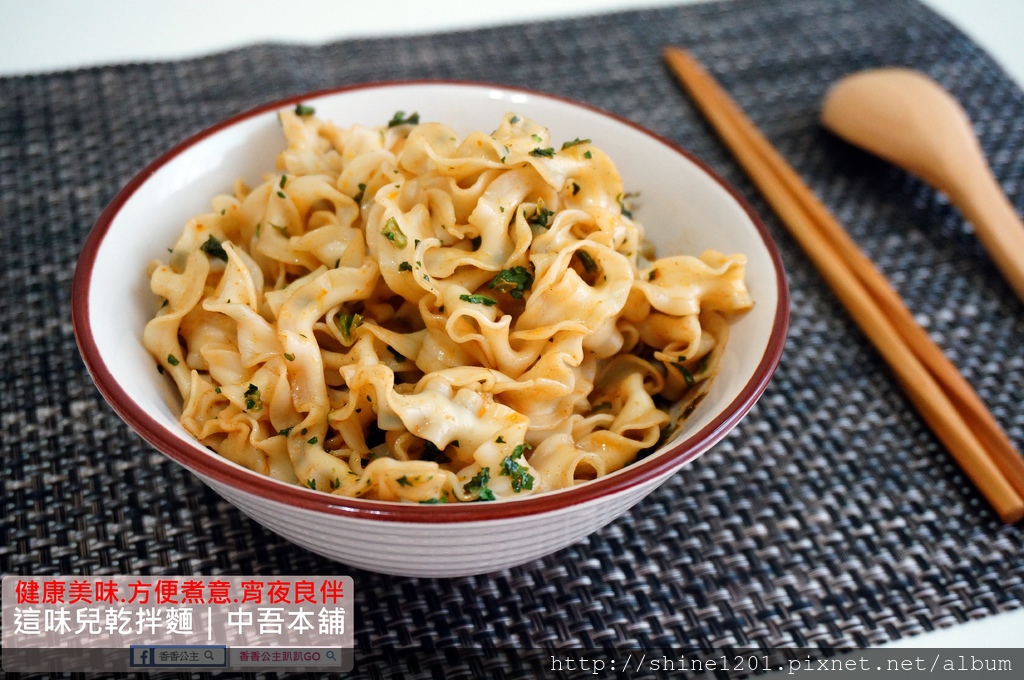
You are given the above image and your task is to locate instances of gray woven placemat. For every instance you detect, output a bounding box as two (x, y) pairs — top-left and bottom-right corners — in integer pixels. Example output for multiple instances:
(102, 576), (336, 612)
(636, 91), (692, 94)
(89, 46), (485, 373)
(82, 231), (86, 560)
(3, 0), (1024, 677)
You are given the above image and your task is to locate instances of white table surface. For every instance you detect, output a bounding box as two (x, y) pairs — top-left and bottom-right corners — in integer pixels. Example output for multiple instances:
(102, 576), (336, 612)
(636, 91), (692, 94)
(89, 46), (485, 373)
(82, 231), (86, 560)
(1, 0), (1021, 650)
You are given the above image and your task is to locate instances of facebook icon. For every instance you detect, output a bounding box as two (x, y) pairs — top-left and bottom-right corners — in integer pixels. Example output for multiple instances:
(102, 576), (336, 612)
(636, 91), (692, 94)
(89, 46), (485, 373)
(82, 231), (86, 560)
(130, 647), (154, 667)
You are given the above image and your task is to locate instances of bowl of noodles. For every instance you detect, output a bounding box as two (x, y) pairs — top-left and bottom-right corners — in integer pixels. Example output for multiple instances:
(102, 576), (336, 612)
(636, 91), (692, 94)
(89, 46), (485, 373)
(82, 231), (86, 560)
(73, 81), (788, 577)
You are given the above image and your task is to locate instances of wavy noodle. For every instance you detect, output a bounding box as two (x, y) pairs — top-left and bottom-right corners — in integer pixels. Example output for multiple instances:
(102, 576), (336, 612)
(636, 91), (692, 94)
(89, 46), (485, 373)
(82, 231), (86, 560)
(144, 106), (752, 504)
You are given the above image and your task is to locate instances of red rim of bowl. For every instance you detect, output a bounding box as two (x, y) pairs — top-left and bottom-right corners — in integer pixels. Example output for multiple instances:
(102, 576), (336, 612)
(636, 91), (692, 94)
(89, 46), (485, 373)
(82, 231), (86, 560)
(72, 79), (790, 524)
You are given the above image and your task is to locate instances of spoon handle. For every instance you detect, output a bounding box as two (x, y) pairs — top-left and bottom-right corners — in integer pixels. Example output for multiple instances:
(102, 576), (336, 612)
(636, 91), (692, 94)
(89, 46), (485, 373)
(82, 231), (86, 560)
(947, 160), (1024, 304)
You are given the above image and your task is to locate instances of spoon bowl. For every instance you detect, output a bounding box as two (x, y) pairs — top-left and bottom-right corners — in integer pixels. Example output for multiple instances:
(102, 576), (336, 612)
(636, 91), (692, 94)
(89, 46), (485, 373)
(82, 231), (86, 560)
(821, 68), (1024, 303)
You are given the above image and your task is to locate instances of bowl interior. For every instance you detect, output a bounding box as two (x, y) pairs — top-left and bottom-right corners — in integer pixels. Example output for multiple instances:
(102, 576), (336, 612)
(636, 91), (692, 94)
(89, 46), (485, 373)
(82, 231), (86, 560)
(78, 82), (786, 514)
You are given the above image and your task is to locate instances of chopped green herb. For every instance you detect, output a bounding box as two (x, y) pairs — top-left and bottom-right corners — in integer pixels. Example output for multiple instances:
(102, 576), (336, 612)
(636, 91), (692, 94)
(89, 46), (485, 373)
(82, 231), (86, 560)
(166, 354), (180, 366)
(381, 217), (408, 248)
(561, 138), (591, 150)
(270, 222), (288, 237)
(301, 428), (307, 435)
(306, 478), (316, 490)
(575, 250), (598, 273)
(499, 443), (535, 492)
(278, 427), (293, 436)
(678, 365), (697, 387)
(199, 235), (228, 262)
(421, 440), (450, 464)
(396, 476), (412, 487)
(420, 496), (448, 504)
(307, 436), (318, 445)
(459, 294), (498, 306)
(255, 222), (261, 236)
(284, 353), (295, 361)
(335, 312), (362, 342)
(399, 261), (412, 272)
(529, 147), (555, 158)
(496, 436), (505, 443)
(387, 110), (420, 127)
(509, 115), (520, 124)
(697, 354), (710, 374)
(279, 175), (287, 188)
(214, 387), (221, 394)
(584, 150), (592, 159)
(617, 192), (636, 219)
(354, 182), (367, 203)
(465, 467), (495, 501)
(488, 266), (534, 299)
(294, 103), (315, 116)
(528, 206), (555, 231)
(277, 191), (286, 199)
(330, 477), (341, 490)
(244, 383), (262, 411)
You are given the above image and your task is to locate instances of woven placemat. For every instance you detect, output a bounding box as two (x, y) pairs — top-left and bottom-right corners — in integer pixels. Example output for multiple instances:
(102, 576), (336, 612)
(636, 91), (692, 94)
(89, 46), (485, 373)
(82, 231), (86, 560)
(3, 0), (1023, 677)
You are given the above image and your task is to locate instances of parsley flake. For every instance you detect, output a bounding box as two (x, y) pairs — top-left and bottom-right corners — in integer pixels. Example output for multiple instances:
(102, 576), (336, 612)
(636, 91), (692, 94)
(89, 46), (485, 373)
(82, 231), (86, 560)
(294, 103), (316, 116)
(307, 436), (318, 445)
(398, 261), (412, 272)
(529, 147), (555, 158)
(499, 443), (535, 492)
(306, 478), (316, 490)
(575, 250), (598, 273)
(166, 354), (180, 366)
(396, 476), (412, 487)
(200, 235), (228, 262)
(561, 137), (591, 150)
(464, 467), (495, 501)
(488, 266), (534, 299)
(527, 206), (554, 230)
(335, 312), (363, 342)
(284, 353), (295, 361)
(388, 110), (420, 127)
(459, 294), (497, 306)
(244, 383), (263, 411)
(381, 217), (408, 248)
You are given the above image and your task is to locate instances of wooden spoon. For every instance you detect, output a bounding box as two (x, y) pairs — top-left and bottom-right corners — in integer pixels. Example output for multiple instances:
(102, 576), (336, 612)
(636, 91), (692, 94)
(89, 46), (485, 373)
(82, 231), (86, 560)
(821, 68), (1024, 303)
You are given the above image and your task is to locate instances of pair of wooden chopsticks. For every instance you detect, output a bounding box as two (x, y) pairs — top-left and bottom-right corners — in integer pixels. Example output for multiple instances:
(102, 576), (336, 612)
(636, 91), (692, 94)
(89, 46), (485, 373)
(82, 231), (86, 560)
(663, 47), (1024, 523)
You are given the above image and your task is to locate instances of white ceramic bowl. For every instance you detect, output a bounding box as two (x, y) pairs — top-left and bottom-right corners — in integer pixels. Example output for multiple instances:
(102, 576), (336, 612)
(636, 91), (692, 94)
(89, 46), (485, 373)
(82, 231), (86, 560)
(73, 82), (788, 577)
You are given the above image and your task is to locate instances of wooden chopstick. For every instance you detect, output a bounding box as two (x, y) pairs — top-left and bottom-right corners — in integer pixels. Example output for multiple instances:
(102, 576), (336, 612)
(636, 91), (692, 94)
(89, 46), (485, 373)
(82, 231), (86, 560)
(664, 46), (1024, 523)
